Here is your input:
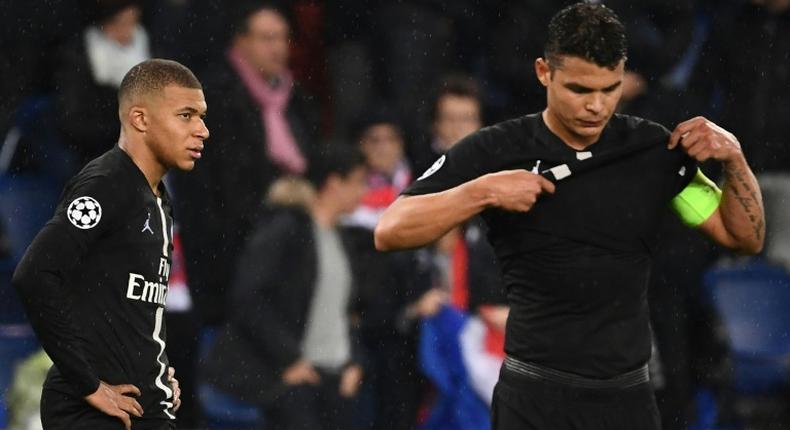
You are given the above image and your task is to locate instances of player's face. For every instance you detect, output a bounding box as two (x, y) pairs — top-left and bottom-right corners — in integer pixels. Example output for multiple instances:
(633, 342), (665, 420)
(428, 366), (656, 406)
(237, 9), (290, 79)
(146, 85), (209, 171)
(433, 95), (482, 149)
(359, 124), (404, 175)
(536, 56), (624, 147)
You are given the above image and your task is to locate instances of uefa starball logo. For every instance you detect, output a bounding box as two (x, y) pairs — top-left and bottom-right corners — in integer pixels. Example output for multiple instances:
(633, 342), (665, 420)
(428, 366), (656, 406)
(67, 196), (102, 229)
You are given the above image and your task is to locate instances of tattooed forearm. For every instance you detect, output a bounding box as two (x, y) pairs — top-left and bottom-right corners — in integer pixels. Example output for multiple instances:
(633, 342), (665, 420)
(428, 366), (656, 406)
(753, 219), (765, 242)
(723, 165), (765, 243)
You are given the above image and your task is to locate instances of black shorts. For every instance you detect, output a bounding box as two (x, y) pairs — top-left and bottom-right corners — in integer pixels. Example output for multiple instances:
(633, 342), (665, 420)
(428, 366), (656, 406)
(40, 387), (175, 430)
(491, 367), (661, 430)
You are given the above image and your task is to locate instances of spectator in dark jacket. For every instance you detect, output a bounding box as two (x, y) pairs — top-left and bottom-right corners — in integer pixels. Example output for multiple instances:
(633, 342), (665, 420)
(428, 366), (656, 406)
(202, 145), (367, 430)
(54, 0), (150, 170)
(170, 1), (320, 324)
(343, 109), (441, 430)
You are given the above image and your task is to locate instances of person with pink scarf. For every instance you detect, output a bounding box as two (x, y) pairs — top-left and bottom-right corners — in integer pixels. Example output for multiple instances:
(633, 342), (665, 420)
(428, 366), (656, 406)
(170, 2), (320, 326)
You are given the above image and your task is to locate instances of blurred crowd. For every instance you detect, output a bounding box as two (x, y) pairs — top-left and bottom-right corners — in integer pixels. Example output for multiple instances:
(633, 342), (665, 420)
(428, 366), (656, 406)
(1, 0), (789, 429)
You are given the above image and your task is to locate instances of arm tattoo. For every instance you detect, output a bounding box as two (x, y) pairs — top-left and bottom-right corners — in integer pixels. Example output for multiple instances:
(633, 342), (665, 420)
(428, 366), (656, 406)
(725, 167), (764, 241)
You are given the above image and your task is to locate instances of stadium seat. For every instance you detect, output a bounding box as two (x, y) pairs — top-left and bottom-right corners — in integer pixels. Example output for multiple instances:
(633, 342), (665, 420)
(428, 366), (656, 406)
(703, 259), (790, 424)
(0, 96), (74, 427)
(197, 327), (265, 429)
(0, 174), (62, 324)
(198, 384), (265, 430)
(0, 94), (70, 324)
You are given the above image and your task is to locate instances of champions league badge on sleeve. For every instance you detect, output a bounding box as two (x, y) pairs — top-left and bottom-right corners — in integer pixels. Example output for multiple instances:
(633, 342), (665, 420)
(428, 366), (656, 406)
(67, 196), (102, 229)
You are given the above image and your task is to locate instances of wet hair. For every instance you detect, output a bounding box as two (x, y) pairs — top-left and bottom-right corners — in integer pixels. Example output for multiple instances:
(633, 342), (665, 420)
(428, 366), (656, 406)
(118, 59), (202, 106)
(431, 75), (481, 122)
(306, 144), (366, 190)
(544, 2), (627, 71)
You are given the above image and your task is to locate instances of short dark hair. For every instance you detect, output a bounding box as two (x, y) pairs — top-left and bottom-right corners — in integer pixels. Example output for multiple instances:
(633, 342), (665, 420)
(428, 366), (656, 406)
(544, 2), (627, 70)
(230, 1), (291, 37)
(431, 75), (481, 121)
(306, 144), (366, 190)
(118, 59), (201, 105)
(91, 0), (141, 25)
(350, 105), (403, 143)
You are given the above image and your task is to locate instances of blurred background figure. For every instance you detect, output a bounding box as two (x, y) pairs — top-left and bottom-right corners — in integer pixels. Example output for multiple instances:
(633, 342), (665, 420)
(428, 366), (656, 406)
(201, 146), (367, 430)
(411, 76), (483, 176)
(420, 76), (507, 408)
(346, 108), (413, 231)
(170, 1), (320, 326)
(55, 0), (150, 171)
(484, 0), (572, 122)
(605, 0), (695, 125)
(342, 108), (440, 430)
(4, 349), (51, 430)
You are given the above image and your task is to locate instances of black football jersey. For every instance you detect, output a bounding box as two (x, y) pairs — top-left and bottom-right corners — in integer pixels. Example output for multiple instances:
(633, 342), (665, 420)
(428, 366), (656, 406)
(404, 113), (696, 378)
(13, 146), (177, 421)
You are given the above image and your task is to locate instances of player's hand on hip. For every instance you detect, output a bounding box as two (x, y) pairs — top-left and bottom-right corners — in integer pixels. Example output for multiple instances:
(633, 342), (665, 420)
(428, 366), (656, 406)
(167, 366), (181, 412)
(668, 116), (743, 163)
(84, 381), (144, 430)
(282, 359), (321, 386)
(481, 169), (555, 212)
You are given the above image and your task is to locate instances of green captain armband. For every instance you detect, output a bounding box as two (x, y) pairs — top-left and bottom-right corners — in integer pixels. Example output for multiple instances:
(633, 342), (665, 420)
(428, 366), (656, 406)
(670, 168), (722, 227)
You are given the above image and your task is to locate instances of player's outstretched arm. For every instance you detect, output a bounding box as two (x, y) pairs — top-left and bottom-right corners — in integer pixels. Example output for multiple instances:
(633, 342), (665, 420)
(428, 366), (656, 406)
(669, 116), (765, 254)
(375, 170), (554, 251)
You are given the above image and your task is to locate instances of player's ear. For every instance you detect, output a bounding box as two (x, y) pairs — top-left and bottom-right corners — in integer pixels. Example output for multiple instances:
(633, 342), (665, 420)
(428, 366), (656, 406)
(127, 106), (149, 133)
(535, 58), (551, 87)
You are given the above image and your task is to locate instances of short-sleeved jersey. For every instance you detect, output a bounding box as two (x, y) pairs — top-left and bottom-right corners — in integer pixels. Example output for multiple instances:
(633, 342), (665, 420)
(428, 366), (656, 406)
(16, 146), (177, 420)
(403, 113), (696, 378)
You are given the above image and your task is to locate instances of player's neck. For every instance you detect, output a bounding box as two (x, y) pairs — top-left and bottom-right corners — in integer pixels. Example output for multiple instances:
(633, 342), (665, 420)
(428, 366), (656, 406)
(118, 136), (165, 197)
(542, 109), (599, 151)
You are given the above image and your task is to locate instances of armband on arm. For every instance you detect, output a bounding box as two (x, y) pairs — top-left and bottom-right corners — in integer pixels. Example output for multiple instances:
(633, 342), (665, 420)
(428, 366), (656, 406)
(670, 168), (722, 227)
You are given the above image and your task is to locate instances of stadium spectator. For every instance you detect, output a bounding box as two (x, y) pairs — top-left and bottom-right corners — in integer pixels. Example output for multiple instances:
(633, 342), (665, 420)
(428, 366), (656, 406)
(169, 1), (320, 324)
(343, 108), (439, 430)
(606, 0), (697, 131)
(345, 108), (413, 230)
(485, 0), (574, 123)
(411, 76), (483, 176)
(54, 0), (150, 170)
(201, 145), (366, 430)
(418, 78), (507, 405)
